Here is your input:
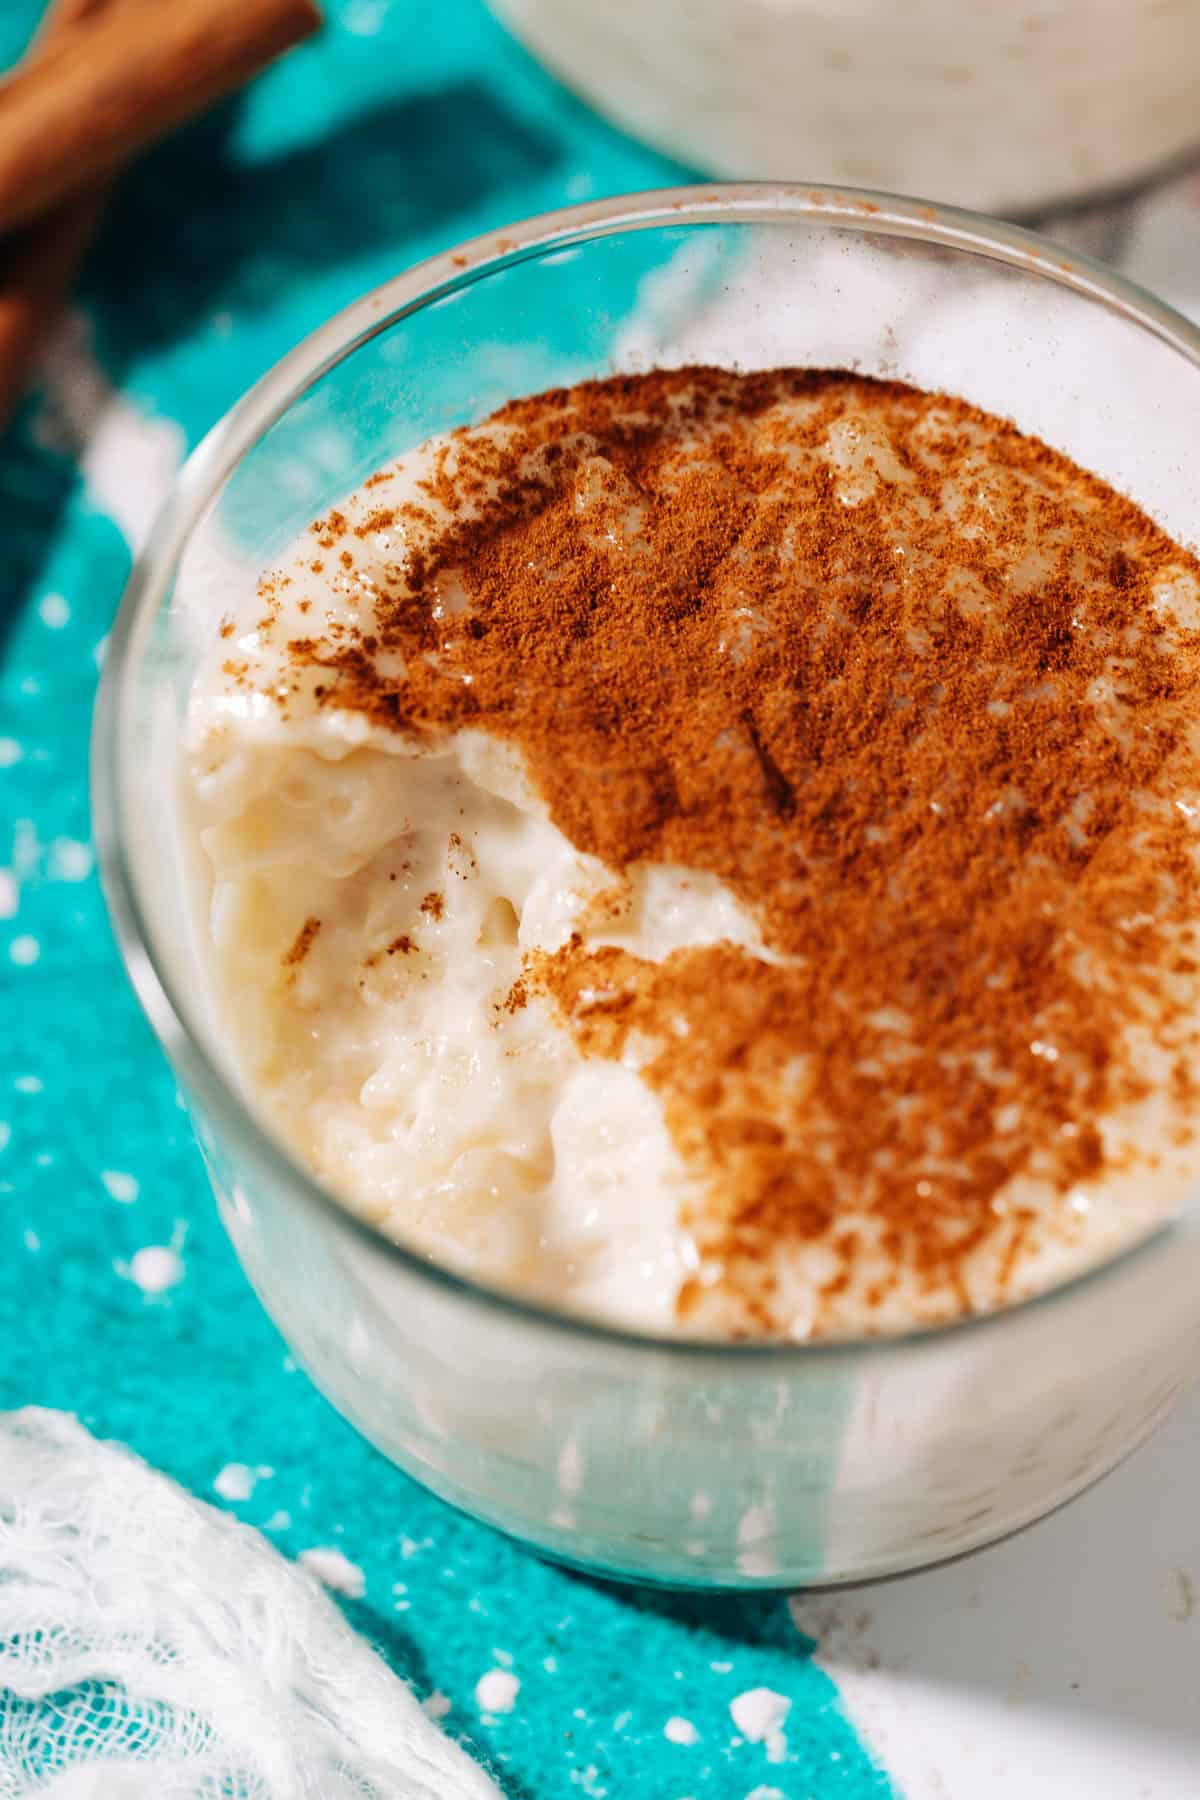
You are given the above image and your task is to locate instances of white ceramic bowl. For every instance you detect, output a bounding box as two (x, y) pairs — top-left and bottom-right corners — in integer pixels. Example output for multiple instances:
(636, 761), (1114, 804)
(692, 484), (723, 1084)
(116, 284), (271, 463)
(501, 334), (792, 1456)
(492, 0), (1200, 214)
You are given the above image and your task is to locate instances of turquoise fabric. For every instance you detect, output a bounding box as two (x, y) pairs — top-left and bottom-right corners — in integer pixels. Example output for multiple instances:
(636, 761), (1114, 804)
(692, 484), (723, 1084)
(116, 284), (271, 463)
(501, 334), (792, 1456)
(0, 4), (894, 1793)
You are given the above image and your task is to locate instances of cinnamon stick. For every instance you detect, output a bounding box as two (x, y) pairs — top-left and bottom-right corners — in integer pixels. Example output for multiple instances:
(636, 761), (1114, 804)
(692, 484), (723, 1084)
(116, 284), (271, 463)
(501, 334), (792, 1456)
(0, 0), (322, 241)
(0, 0), (112, 431)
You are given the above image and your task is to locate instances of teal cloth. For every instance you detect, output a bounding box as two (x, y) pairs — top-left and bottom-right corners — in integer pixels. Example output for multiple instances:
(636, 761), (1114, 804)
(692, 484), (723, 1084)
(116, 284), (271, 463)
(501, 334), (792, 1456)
(0, 4), (894, 1793)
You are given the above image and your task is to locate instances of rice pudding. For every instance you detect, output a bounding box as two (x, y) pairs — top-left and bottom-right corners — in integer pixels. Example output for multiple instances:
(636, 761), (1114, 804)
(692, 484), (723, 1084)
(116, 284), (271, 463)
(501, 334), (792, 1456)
(182, 367), (1200, 1338)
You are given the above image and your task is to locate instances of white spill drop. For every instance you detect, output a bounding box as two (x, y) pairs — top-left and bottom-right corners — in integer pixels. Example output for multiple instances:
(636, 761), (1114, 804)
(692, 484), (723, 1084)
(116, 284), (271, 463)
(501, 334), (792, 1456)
(100, 1169), (139, 1204)
(729, 1689), (791, 1744)
(299, 1547), (366, 1599)
(129, 1245), (183, 1294)
(213, 1463), (257, 1502)
(474, 1669), (520, 1714)
(9, 936), (39, 967)
(664, 1717), (699, 1745)
(423, 1691), (451, 1721)
(0, 872), (17, 920)
(49, 837), (93, 882)
(0, 740), (21, 768)
(38, 592), (70, 629)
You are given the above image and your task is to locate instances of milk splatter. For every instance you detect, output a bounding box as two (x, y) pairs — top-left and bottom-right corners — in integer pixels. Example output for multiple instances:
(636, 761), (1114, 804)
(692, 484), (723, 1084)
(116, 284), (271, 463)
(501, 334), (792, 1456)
(299, 1547), (366, 1598)
(475, 1668), (520, 1715)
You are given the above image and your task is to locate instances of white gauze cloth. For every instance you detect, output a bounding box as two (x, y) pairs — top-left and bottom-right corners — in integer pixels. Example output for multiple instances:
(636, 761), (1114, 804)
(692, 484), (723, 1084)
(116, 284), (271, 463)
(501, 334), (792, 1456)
(0, 1409), (500, 1800)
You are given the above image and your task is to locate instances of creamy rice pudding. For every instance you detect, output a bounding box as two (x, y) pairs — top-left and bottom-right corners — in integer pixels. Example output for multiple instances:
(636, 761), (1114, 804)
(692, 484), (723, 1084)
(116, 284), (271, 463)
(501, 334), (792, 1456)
(182, 367), (1200, 1337)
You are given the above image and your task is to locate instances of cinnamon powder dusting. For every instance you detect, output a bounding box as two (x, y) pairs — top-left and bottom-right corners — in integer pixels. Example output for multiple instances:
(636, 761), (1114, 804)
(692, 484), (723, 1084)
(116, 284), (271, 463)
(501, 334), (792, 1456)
(280, 367), (1200, 1331)
(281, 916), (321, 976)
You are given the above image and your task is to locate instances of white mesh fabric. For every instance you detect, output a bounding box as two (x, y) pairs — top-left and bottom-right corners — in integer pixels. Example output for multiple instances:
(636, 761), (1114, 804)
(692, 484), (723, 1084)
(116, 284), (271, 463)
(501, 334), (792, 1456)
(0, 1410), (500, 1799)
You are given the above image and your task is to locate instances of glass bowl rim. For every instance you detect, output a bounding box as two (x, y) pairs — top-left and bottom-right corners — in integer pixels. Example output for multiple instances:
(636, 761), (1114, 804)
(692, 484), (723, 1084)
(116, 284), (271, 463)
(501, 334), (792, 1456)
(92, 178), (1200, 1362)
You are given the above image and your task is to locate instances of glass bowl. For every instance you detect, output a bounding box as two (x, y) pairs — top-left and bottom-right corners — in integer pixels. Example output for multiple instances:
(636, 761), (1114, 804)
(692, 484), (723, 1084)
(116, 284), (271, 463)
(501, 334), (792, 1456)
(93, 184), (1200, 1589)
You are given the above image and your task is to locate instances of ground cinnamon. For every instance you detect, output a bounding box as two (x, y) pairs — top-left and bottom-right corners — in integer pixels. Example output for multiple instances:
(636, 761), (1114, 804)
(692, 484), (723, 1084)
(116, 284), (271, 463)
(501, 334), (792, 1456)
(282, 368), (1200, 1330)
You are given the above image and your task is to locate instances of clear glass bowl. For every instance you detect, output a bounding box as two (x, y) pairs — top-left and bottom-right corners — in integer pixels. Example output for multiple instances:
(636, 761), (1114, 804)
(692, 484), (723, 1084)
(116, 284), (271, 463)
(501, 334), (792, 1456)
(93, 185), (1200, 1589)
